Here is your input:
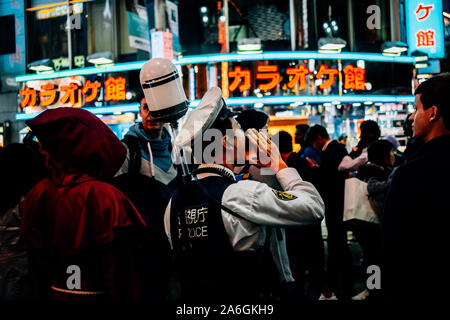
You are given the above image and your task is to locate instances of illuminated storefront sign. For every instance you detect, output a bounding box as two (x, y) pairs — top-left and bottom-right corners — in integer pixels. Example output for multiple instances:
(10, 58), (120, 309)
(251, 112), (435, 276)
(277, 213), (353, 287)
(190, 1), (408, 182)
(19, 76), (127, 108)
(15, 52), (416, 121)
(406, 0), (445, 58)
(228, 63), (366, 93)
(35, 3), (83, 20)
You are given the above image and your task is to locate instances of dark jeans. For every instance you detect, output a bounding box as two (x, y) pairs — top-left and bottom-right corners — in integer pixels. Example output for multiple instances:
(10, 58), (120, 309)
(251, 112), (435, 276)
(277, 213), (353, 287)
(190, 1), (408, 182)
(348, 220), (382, 271)
(325, 211), (354, 300)
(347, 220), (382, 300)
(286, 224), (326, 300)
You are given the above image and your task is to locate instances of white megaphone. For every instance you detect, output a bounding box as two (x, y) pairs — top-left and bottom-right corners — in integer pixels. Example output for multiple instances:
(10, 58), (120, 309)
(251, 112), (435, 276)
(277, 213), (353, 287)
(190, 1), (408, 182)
(139, 58), (188, 123)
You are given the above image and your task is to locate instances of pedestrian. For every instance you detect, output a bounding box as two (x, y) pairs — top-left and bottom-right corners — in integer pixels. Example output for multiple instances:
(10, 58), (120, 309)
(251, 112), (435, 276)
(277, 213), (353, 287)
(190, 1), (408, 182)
(384, 135), (404, 166)
(402, 113), (425, 162)
(338, 120), (380, 172)
(275, 130), (327, 300)
(350, 139), (395, 300)
(19, 107), (148, 300)
(235, 109), (270, 132)
(0, 143), (42, 300)
(305, 125), (353, 300)
(383, 73), (450, 304)
(234, 114), (297, 302)
(296, 124), (321, 164)
(338, 135), (347, 146)
(165, 88), (324, 302)
(116, 90), (178, 187)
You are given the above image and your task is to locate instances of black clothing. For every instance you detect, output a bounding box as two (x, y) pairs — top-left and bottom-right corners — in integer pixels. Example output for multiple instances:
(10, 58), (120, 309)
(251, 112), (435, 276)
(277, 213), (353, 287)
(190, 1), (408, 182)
(285, 152), (325, 299)
(357, 163), (392, 182)
(383, 134), (450, 303)
(403, 138), (425, 163)
(351, 163), (389, 290)
(316, 140), (353, 299)
(170, 176), (263, 302)
(112, 135), (171, 233)
(286, 152), (313, 183)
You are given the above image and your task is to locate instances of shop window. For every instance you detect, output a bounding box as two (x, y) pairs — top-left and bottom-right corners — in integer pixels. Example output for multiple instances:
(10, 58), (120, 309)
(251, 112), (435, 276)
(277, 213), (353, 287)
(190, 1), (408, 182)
(352, 0), (392, 52)
(178, 0), (290, 55)
(117, 0), (150, 62)
(26, 0), (150, 70)
(27, 1), (90, 69)
(87, 0), (115, 58)
(0, 15), (15, 55)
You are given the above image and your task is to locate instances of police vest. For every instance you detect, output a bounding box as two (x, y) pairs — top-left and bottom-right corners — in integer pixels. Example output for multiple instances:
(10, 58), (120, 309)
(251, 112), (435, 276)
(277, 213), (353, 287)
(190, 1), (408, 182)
(169, 174), (264, 301)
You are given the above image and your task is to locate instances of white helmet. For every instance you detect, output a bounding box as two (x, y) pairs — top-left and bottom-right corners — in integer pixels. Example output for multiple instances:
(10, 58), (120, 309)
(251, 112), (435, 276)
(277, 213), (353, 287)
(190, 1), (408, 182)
(139, 58), (188, 122)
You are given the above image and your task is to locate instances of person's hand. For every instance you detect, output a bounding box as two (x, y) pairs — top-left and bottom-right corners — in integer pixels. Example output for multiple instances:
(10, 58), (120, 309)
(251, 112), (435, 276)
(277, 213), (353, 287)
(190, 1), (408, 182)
(246, 129), (287, 173)
(305, 157), (319, 168)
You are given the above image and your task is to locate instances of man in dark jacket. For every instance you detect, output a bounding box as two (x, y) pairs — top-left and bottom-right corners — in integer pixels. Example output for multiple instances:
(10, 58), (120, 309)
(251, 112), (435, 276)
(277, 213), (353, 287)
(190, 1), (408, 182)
(275, 130), (326, 300)
(116, 91), (178, 186)
(383, 73), (450, 304)
(305, 125), (353, 300)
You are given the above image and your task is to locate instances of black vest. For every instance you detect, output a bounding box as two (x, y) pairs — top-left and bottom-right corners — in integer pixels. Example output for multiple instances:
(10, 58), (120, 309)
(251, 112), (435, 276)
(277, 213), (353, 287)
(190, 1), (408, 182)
(170, 175), (263, 302)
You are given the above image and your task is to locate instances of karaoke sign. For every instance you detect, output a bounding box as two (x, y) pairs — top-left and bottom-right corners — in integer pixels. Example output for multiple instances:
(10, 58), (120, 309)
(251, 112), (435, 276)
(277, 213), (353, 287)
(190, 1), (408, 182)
(19, 76), (127, 108)
(228, 63), (366, 93)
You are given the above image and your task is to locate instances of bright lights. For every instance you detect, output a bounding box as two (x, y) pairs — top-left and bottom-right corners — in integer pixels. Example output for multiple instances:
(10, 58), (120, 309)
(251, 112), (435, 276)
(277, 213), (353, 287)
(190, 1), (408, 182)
(27, 58), (54, 74)
(87, 51), (114, 67)
(318, 37), (346, 53)
(16, 52), (416, 83)
(237, 38), (262, 54)
(382, 41), (408, 56)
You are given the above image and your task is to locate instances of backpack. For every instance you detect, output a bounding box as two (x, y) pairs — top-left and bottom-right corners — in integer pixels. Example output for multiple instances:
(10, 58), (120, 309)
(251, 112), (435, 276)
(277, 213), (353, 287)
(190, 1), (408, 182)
(110, 135), (172, 300)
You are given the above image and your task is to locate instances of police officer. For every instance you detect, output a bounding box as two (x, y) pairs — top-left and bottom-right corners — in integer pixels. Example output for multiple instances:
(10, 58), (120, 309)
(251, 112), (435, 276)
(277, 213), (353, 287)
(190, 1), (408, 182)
(164, 87), (325, 302)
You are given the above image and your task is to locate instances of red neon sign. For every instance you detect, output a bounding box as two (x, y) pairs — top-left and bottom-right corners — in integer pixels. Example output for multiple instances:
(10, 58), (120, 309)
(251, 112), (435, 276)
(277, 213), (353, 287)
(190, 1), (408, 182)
(286, 65), (310, 90)
(82, 80), (101, 103)
(20, 76), (127, 108)
(226, 64), (365, 93)
(229, 66), (251, 92)
(39, 84), (58, 107)
(20, 87), (37, 108)
(343, 65), (366, 90)
(256, 65), (280, 91)
(316, 65), (339, 90)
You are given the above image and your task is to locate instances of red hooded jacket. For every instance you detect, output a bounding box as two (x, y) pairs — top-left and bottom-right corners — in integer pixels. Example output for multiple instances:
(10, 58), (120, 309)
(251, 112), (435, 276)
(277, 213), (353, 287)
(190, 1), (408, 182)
(20, 108), (146, 299)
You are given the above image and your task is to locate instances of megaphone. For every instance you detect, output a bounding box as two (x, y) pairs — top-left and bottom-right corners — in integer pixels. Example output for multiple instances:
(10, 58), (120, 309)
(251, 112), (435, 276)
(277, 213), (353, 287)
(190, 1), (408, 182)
(139, 58), (188, 123)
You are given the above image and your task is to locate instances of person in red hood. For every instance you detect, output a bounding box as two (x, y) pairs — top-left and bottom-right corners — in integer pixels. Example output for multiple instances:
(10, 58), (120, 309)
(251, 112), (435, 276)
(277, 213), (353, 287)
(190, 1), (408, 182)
(19, 107), (147, 300)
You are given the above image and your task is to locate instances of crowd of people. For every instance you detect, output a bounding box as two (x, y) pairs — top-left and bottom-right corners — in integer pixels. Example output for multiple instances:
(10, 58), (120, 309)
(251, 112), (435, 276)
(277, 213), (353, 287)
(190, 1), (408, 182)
(0, 73), (449, 304)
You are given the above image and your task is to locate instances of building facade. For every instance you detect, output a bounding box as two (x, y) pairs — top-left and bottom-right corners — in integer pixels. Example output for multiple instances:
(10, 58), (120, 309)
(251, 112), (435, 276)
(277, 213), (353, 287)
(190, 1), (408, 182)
(1, 0), (448, 147)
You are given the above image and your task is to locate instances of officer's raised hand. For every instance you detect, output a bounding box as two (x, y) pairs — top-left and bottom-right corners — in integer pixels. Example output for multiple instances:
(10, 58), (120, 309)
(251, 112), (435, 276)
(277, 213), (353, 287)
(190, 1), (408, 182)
(246, 128), (288, 173)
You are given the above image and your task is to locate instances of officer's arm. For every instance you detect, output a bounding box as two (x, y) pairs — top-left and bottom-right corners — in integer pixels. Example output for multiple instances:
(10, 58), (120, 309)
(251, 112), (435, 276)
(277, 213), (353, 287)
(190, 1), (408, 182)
(222, 167), (324, 226)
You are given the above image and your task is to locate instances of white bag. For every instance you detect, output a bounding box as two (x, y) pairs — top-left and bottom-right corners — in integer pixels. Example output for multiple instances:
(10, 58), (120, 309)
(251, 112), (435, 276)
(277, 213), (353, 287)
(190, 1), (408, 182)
(343, 177), (380, 224)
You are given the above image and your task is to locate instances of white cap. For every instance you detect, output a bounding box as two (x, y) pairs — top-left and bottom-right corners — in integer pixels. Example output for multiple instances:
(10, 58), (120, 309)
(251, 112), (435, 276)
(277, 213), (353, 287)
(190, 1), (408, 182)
(139, 58), (188, 122)
(175, 87), (230, 147)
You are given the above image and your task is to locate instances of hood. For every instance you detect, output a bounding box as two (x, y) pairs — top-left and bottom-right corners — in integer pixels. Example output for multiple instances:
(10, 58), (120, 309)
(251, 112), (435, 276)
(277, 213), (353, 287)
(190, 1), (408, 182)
(125, 124), (173, 172)
(26, 108), (126, 180)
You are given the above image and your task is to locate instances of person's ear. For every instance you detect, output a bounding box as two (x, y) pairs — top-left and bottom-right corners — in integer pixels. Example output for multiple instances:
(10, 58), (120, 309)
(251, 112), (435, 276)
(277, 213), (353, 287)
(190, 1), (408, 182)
(429, 105), (440, 123)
